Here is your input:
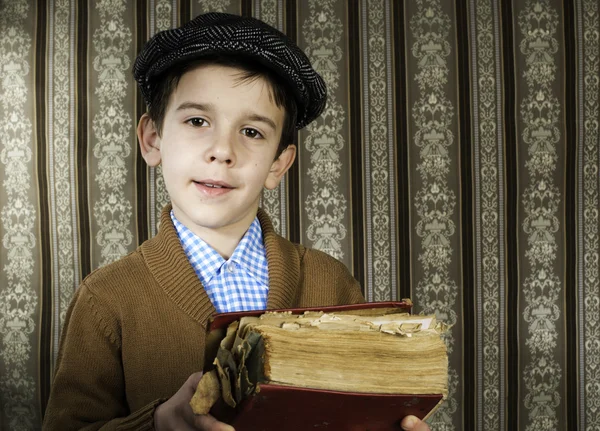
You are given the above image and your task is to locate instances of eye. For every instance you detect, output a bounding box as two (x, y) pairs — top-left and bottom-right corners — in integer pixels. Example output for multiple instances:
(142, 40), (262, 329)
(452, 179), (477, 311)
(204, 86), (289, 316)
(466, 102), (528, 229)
(186, 117), (207, 127)
(241, 128), (264, 139)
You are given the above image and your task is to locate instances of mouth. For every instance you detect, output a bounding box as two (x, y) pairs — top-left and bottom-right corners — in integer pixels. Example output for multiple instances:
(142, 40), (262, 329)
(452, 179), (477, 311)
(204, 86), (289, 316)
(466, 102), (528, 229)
(193, 180), (234, 189)
(193, 179), (235, 196)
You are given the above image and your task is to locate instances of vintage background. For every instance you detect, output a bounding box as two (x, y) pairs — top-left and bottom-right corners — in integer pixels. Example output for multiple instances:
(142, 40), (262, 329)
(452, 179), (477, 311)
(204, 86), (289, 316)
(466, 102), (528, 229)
(0, 0), (599, 430)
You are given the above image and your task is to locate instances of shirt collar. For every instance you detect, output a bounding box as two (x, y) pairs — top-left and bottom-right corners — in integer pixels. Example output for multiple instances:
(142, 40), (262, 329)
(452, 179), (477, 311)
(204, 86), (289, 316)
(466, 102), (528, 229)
(170, 211), (268, 287)
(230, 217), (269, 284)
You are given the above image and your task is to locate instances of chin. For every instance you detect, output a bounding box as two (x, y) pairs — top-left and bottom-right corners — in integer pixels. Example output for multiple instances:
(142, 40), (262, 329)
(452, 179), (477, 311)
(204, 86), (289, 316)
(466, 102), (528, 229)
(192, 212), (246, 230)
(174, 201), (258, 232)
(190, 215), (229, 229)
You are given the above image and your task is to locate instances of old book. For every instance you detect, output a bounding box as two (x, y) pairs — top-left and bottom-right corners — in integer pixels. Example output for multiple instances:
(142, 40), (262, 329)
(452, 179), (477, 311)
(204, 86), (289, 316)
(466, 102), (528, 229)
(191, 301), (448, 430)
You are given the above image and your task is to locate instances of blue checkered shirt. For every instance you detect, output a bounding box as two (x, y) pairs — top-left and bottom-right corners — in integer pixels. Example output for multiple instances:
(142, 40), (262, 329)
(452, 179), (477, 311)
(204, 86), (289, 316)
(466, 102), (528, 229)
(171, 211), (269, 313)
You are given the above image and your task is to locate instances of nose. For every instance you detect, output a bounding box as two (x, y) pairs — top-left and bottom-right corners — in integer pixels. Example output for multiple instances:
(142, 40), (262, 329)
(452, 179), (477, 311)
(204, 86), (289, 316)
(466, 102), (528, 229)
(205, 127), (235, 166)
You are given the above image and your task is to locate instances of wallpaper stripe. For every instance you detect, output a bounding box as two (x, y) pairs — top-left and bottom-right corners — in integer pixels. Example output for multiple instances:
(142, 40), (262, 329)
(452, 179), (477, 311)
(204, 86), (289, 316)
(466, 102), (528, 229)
(491, 0), (507, 425)
(384, 0), (397, 302)
(575, 0), (586, 425)
(579, 0), (600, 429)
(147, 0), (177, 238)
(47, 0), (80, 378)
(4, 2), (600, 430)
(89, 0), (137, 267)
(361, 0), (398, 302)
(391, 0), (411, 301)
(456, 0), (475, 427)
(501, 0), (520, 429)
(0, 1), (39, 428)
(362, 0), (374, 301)
(255, 0), (289, 238)
(180, 0), (191, 21)
(67, 0), (79, 351)
(285, 0), (301, 246)
(298, 0), (352, 270)
(136, 0), (149, 243)
(253, 0), (281, 28)
(76, 0), (91, 284)
(348, 1), (365, 291)
(36, 0), (51, 415)
(407, 1), (462, 428)
(194, 0), (242, 17)
(563, 2), (578, 430)
(575, 2), (586, 428)
(468, 0), (506, 429)
(517, 1), (566, 428)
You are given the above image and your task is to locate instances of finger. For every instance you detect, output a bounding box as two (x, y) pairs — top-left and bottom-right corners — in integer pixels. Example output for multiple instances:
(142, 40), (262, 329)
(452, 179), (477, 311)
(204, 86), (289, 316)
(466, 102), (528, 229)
(180, 372), (207, 424)
(185, 372), (205, 390)
(193, 413), (235, 431)
(182, 371), (205, 399)
(400, 415), (425, 430)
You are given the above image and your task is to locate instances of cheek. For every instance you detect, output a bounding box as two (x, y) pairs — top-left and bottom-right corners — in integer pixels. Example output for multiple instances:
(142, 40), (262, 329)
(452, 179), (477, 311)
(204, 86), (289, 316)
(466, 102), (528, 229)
(160, 151), (187, 184)
(162, 142), (186, 166)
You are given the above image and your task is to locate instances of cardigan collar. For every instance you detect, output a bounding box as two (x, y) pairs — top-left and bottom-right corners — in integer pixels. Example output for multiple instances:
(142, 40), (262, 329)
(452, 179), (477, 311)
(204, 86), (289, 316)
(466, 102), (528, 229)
(141, 205), (301, 328)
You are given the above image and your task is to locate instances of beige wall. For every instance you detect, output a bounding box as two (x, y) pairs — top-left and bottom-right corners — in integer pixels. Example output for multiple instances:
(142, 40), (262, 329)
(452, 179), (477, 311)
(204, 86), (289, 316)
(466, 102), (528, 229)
(0, 0), (599, 430)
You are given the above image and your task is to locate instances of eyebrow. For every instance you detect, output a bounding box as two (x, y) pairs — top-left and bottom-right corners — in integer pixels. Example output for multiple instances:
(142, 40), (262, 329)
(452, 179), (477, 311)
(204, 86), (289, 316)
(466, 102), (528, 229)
(245, 113), (277, 131)
(176, 102), (214, 112)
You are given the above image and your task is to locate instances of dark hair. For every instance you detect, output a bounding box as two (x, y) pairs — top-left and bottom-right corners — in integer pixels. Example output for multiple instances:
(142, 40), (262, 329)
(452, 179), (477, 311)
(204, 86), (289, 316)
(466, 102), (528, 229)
(146, 55), (297, 159)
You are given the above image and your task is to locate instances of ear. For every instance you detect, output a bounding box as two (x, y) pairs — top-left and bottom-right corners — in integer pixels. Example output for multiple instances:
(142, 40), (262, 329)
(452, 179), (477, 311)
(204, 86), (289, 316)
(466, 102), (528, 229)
(137, 113), (162, 167)
(264, 145), (297, 190)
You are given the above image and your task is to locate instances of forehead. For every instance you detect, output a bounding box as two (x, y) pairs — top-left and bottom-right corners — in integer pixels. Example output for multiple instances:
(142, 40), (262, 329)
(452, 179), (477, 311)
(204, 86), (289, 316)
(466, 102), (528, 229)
(171, 63), (280, 107)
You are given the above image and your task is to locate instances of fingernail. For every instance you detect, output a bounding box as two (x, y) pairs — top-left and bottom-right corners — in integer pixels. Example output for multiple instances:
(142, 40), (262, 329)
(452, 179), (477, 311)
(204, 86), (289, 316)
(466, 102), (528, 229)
(401, 417), (416, 430)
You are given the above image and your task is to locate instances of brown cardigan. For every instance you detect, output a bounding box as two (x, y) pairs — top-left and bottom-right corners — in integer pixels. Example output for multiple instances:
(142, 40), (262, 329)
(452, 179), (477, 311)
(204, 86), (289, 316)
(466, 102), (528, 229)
(43, 206), (364, 430)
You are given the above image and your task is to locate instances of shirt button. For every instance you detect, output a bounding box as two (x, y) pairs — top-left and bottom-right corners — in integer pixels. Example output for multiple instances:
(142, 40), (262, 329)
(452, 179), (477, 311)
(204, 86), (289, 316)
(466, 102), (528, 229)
(226, 262), (235, 273)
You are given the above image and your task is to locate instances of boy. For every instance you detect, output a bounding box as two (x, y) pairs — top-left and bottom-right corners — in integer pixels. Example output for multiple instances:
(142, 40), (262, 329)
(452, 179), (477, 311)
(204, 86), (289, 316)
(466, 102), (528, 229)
(43, 12), (429, 431)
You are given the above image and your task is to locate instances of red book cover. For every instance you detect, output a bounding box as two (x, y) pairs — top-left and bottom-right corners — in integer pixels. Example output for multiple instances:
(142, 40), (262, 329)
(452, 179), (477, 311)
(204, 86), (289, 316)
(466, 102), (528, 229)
(229, 385), (443, 430)
(204, 301), (445, 430)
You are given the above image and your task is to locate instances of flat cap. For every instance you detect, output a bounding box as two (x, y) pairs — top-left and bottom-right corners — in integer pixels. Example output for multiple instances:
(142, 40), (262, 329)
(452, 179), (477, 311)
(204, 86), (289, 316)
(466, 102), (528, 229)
(133, 12), (327, 129)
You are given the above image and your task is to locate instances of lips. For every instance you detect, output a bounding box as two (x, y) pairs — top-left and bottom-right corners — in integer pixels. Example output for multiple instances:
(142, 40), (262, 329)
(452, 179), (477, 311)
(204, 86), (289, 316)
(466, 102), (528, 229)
(194, 179), (233, 187)
(193, 179), (234, 196)
(200, 182), (228, 189)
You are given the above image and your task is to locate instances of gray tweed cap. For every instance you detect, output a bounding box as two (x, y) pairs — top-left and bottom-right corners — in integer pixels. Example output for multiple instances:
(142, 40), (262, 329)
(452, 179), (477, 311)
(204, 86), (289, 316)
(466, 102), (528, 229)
(133, 12), (327, 129)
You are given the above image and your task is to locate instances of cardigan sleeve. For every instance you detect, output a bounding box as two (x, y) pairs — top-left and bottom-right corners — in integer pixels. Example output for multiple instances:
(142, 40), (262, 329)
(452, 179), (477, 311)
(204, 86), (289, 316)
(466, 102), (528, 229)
(42, 284), (163, 431)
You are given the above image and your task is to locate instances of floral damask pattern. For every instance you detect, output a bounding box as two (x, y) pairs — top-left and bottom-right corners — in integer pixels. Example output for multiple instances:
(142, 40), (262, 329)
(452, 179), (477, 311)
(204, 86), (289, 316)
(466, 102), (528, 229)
(149, 0), (175, 235)
(155, 0), (175, 32)
(518, 2), (563, 430)
(580, 0), (600, 429)
(302, 0), (348, 261)
(0, 1), (38, 429)
(257, 0), (287, 236)
(410, 1), (458, 429)
(363, 0), (396, 301)
(49, 0), (79, 371)
(48, 0), (81, 361)
(199, 0), (231, 14)
(91, 0), (134, 266)
(470, 0), (505, 428)
(256, 0), (277, 31)
(2, 3), (599, 431)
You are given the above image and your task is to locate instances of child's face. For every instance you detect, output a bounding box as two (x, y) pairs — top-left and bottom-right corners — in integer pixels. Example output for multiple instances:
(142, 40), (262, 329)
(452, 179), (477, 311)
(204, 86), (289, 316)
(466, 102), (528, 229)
(138, 64), (296, 238)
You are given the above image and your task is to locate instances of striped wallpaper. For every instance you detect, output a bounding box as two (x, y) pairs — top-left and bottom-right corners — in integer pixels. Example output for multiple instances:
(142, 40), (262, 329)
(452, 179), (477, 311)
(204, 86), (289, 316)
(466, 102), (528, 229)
(0, 0), (599, 430)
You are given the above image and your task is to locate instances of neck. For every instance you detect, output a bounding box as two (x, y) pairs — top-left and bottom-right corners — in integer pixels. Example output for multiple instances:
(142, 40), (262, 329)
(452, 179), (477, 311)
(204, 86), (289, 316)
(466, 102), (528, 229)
(196, 225), (248, 260)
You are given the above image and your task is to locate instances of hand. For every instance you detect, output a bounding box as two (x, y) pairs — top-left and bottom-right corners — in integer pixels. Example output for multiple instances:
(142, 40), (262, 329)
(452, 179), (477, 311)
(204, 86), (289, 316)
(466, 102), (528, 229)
(154, 372), (234, 431)
(401, 415), (431, 431)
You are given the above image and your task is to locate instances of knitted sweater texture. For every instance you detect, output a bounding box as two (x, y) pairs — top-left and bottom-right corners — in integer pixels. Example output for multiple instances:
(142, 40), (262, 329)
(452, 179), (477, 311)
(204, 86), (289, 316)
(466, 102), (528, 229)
(43, 207), (364, 430)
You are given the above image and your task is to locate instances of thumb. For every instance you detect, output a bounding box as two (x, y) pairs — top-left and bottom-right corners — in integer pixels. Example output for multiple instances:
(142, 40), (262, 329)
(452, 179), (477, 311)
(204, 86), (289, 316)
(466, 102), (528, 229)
(401, 415), (418, 430)
(185, 371), (204, 392)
